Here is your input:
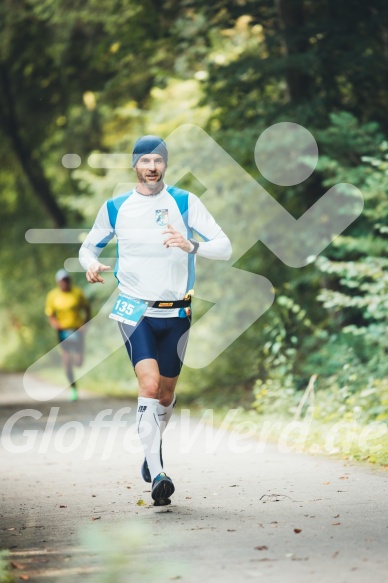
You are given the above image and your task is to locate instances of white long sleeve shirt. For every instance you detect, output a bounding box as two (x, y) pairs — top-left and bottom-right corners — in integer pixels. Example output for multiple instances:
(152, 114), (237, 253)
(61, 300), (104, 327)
(79, 185), (232, 317)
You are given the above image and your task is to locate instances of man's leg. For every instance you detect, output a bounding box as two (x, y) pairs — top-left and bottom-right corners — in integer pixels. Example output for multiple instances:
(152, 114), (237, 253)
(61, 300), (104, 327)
(135, 358), (175, 503)
(139, 375), (178, 483)
(149, 316), (190, 479)
(135, 359), (164, 481)
(119, 318), (187, 502)
(62, 350), (78, 401)
(73, 336), (84, 367)
(156, 315), (190, 435)
(72, 345), (83, 400)
(62, 350), (74, 384)
(158, 375), (179, 435)
(118, 320), (163, 480)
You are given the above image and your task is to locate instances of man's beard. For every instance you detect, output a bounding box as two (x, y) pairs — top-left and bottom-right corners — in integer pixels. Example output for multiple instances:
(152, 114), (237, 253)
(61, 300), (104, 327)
(137, 170), (164, 189)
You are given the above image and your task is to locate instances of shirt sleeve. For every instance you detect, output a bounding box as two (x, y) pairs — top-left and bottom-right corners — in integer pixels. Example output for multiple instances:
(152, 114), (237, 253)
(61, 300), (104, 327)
(188, 193), (232, 261)
(79, 202), (115, 271)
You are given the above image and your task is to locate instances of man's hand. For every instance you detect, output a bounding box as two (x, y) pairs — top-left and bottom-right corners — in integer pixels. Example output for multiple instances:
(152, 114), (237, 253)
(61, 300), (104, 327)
(162, 224), (193, 253)
(48, 316), (61, 330)
(86, 262), (110, 284)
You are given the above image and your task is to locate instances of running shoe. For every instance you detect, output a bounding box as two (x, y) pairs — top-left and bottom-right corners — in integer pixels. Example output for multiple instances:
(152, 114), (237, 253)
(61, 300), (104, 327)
(151, 472), (175, 506)
(141, 443), (163, 483)
(69, 386), (78, 401)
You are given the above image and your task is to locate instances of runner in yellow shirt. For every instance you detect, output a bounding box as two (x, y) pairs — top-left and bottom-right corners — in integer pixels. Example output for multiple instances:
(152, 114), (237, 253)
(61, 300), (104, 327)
(45, 269), (91, 400)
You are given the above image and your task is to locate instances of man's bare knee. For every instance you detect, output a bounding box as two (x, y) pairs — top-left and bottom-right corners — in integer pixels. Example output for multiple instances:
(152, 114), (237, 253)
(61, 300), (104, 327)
(158, 376), (178, 406)
(139, 375), (159, 398)
(135, 359), (160, 398)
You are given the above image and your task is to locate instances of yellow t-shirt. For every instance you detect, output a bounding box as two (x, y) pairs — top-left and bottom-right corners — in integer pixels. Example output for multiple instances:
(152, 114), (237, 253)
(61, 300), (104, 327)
(45, 287), (89, 330)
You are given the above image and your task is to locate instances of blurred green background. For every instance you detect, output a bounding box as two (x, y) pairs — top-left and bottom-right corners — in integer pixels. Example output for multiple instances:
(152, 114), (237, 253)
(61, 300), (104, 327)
(0, 0), (387, 455)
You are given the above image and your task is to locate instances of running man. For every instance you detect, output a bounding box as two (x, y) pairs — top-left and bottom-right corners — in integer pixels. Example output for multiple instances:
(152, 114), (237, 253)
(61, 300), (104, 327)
(79, 135), (232, 505)
(45, 269), (91, 401)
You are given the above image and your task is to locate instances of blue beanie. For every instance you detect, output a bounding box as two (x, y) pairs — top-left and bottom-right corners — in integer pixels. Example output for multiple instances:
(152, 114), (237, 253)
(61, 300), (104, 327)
(132, 135), (168, 167)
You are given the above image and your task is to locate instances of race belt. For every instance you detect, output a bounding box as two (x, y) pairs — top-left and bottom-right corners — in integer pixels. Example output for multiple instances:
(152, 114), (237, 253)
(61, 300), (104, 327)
(148, 289), (193, 309)
(150, 298), (191, 309)
(109, 290), (194, 325)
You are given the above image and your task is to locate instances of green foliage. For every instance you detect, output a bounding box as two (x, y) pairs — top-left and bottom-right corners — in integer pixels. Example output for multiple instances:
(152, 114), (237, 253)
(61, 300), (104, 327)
(0, 0), (183, 369)
(81, 521), (184, 582)
(0, 0), (387, 443)
(194, 1), (388, 130)
(252, 292), (314, 416)
(313, 122), (388, 392)
(0, 550), (14, 583)
(314, 380), (388, 425)
(252, 113), (388, 429)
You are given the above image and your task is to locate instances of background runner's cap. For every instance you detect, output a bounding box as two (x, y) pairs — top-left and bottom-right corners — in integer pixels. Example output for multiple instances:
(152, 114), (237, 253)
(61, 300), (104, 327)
(55, 269), (70, 281)
(132, 135), (168, 167)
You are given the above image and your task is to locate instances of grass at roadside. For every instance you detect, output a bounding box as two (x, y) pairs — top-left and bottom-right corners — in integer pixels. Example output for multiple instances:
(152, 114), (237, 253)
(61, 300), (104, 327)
(207, 406), (388, 468)
(34, 364), (388, 469)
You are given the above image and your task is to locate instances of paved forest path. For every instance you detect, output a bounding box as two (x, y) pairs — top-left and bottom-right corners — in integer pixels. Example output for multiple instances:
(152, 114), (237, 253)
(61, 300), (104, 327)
(0, 373), (387, 582)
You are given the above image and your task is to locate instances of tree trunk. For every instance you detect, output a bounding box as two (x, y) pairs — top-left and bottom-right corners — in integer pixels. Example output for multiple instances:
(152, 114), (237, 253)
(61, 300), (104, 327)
(0, 63), (67, 227)
(275, 0), (311, 103)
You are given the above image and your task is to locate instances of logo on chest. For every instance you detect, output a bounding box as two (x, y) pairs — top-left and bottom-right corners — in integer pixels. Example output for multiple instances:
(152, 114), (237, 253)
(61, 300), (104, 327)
(155, 209), (169, 227)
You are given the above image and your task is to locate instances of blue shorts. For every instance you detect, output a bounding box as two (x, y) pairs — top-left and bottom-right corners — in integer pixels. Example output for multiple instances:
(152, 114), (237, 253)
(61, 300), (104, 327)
(118, 316), (191, 378)
(58, 329), (84, 353)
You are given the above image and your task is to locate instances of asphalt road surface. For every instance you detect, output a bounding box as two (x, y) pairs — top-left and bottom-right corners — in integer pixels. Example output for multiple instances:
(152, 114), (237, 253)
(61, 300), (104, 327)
(0, 373), (387, 582)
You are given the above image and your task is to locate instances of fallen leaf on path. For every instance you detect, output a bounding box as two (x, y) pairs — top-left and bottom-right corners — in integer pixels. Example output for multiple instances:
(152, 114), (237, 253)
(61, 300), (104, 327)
(333, 514), (340, 518)
(323, 482), (331, 485)
(227, 529), (236, 532)
(339, 476), (349, 480)
(332, 522), (341, 526)
(255, 546), (268, 551)
(11, 562), (25, 569)
(260, 494), (294, 502)
(293, 528), (302, 534)
(137, 499), (147, 506)
(59, 505), (67, 509)
(92, 516), (101, 521)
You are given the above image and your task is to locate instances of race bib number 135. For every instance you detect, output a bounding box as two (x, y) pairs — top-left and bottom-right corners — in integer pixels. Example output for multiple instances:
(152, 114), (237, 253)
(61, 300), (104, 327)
(109, 293), (148, 326)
